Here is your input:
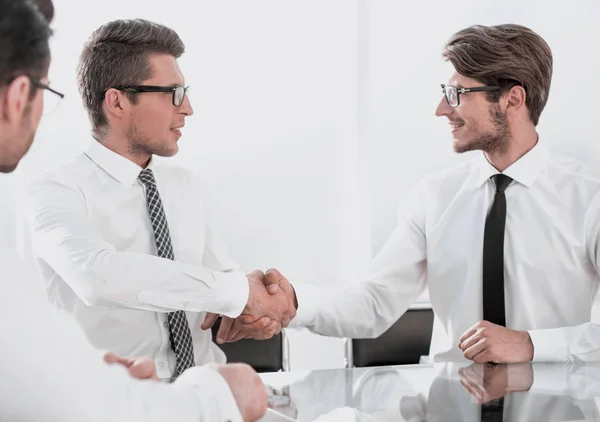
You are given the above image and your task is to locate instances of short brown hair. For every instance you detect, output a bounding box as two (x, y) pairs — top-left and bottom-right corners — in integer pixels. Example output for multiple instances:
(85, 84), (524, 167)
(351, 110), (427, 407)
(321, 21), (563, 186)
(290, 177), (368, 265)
(77, 19), (185, 131)
(442, 24), (553, 126)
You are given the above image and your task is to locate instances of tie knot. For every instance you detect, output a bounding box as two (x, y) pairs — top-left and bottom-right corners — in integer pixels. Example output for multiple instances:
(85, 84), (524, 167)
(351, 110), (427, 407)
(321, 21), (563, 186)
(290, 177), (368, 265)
(492, 174), (512, 193)
(138, 168), (156, 188)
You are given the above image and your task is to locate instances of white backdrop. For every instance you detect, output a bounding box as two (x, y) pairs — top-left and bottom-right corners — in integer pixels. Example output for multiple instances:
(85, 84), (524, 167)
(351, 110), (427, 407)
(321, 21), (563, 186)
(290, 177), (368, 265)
(2, 0), (599, 370)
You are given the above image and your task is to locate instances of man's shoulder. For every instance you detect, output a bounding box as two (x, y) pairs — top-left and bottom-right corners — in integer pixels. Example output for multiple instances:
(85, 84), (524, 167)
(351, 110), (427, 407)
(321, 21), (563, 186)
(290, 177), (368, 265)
(547, 152), (600, 187)
(419, 157), (476, 192)
(153, 160), (206, 191)
(28, 153), (93, 191)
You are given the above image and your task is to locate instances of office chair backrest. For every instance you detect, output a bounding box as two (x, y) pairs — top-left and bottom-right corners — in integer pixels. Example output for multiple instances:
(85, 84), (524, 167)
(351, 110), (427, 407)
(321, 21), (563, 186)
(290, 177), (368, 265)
(351, 308), (434, 367)
(211, 317), (286, 372)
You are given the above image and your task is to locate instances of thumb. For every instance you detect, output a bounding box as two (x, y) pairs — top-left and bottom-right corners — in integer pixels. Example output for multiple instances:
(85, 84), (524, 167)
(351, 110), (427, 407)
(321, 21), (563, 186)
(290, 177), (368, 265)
(264, 268), (282, 295)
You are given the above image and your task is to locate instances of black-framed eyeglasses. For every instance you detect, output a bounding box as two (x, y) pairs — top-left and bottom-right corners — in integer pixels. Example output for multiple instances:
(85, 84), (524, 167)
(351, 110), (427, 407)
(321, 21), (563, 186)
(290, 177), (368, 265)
(441, 84), (500, 107)
(112, 85), (190, 107)
(30, 78), (65, 116)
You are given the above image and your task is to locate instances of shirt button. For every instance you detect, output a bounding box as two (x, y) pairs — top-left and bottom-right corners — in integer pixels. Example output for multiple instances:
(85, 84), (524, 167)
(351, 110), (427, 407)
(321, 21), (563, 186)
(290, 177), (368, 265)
(164, 321), (169, 328)
(158, 362), (164, 368)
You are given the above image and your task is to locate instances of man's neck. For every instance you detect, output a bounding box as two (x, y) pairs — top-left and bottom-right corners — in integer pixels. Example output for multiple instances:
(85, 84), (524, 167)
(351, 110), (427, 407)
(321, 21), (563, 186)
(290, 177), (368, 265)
(92, 131), (151, 168)
(484, 126), (539, 172)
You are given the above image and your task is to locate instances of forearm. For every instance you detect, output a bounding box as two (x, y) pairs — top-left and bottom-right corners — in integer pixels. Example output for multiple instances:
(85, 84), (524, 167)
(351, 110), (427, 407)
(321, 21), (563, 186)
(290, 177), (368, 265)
(290, 278), (426, 339)
(37, 242), (249, 317)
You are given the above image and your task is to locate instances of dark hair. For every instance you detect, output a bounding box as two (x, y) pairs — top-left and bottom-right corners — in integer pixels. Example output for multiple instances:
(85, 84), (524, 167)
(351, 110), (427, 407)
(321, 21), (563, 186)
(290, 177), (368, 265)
(31, 0), (54, 22)
(443, 24), (553, 126)
(77, 19), (185, 132)
(0, 0), (52, 87)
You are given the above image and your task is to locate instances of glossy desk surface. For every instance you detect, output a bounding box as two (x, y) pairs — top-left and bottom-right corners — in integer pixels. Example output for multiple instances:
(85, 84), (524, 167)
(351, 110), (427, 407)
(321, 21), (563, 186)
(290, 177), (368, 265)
(259, 362), (600, 421)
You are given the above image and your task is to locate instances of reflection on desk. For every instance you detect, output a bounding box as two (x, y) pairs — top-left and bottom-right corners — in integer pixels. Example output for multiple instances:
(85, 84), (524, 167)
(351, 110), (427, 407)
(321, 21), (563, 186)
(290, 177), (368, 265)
(259, 362), (600, 421)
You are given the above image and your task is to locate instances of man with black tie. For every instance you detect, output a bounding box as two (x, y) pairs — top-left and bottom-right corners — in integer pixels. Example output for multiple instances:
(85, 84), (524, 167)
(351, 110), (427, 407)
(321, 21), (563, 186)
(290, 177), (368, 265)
(217, 24), (600, 365)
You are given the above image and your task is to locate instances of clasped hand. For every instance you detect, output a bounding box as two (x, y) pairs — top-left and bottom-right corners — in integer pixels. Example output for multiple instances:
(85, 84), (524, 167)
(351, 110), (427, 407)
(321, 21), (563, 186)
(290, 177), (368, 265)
(201, 269), (297, 343)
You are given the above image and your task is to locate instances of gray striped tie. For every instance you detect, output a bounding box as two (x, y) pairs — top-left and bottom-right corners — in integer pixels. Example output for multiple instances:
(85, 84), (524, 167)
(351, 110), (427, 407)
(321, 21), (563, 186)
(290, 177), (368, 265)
(139, 168), (195, 377)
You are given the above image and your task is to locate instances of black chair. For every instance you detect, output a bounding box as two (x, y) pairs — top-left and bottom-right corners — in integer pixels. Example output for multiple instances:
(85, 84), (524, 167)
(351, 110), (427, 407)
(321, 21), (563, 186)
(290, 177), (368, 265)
(211, 317), (289, 373)
(346, 306), (434, 367)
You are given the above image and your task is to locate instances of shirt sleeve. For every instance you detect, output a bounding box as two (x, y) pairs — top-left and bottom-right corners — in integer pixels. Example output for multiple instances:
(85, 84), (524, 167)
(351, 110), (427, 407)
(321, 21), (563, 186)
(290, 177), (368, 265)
(528, 192), (600, 363)
(289, 180), (428, 338)
(0, 246), (242, 422)
(26, 175), (248, 318)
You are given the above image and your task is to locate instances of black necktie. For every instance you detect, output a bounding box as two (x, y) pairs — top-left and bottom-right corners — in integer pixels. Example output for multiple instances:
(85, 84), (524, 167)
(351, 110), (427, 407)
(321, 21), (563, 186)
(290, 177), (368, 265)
(139, 168), (195, 377)
(483, 174), (512, 327)
(481, 397), (505, 422)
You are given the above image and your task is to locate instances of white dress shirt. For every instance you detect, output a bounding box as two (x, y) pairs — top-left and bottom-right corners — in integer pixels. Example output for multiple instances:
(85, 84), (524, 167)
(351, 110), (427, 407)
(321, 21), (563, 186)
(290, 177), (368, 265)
(0, 239), (243, 422)
(292, 141), (600, 362)
(26, 140), (249, 378)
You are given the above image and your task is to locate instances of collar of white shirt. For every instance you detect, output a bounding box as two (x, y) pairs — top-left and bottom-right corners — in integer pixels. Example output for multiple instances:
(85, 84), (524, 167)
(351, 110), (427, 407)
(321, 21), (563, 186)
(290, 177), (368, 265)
(474, 140), (548, 188)
(84, 138), (155, 187)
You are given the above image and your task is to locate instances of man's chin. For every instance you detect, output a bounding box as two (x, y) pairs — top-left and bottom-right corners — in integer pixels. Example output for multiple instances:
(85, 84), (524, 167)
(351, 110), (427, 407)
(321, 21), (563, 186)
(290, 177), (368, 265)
(452, 138), (476, 154)
(153, 143), (179, 158)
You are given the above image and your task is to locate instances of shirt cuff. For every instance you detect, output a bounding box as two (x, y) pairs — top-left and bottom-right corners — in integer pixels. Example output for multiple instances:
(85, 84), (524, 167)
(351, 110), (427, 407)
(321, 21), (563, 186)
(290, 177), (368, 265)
(287, 282), (321, 328)
(174, 366), (243, 422)
(528, 328), (569, 362)
(178, 265), (249, 318)
(212, 271), (249, 318)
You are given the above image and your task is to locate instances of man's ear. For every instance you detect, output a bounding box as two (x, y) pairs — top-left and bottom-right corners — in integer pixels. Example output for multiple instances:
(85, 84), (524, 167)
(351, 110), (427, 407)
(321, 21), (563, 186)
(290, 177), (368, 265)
(504, 85), (527, 114)
(3, 76), (32, 122)
(103, 87), (129, 121)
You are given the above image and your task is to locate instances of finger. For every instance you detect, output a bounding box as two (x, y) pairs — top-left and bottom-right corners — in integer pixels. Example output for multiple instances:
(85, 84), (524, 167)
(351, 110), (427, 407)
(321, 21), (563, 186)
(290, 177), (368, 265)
(463, 338), (488, 361)
(461, 372), (486, 401)
(129, 358), (158, 381)
(216, 317), (235, 344)
(459, 365), (483, 387)
(262, 321), (280, 340)
(460, 322), (482, 344)
(239, 317), (272, 339)
(460, 378), (484, 403)
(103, 351), (119, 364)
(224, 321), (242, 342)
(103, 352), (133, 367)
(229, 331), (247, 342)
(459, 332), (480, 352)
(264, 268), (283, 295)
(237, 314), (258, 325)
(201, 312), (220, 330)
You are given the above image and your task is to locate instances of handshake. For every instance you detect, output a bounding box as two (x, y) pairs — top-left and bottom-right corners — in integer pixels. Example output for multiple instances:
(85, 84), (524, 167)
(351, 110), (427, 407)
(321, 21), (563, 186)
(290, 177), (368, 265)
(201, 268), (298, 343)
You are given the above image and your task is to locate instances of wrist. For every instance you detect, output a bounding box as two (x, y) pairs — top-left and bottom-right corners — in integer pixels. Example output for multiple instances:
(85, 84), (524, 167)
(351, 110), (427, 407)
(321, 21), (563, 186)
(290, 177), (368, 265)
(522, 330), (534, 361)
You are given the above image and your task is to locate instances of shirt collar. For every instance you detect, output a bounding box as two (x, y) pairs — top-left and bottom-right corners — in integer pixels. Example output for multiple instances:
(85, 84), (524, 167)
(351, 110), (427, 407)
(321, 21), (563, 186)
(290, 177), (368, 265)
(474, 140), (548, 188)
(84, 138), (154, 186)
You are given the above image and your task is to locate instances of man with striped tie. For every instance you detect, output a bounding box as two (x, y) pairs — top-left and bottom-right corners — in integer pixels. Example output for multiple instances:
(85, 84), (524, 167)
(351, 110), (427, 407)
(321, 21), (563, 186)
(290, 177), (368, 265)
(27, 18), (295, 381)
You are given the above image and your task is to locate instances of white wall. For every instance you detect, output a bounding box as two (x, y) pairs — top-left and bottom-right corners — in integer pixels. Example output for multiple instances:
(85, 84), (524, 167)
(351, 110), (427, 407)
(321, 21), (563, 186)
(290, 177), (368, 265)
(2, 0), (599, 370)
